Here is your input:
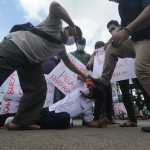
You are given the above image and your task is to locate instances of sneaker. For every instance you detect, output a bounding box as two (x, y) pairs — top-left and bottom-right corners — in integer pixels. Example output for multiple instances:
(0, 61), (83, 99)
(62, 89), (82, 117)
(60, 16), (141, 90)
(4, 117), (14, 128)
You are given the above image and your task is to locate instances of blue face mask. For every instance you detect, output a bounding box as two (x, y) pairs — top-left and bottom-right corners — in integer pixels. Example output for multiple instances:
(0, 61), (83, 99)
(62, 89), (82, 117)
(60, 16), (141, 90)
(77, 44), (85, 51)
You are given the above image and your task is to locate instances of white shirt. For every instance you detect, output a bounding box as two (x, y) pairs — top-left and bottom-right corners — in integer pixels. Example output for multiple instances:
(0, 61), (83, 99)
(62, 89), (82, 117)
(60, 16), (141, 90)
(49, 81), (93, 123)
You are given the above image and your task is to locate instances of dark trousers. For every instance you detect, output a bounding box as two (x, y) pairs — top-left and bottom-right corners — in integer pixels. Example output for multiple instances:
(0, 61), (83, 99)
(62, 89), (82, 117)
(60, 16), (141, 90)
(118, 79), (137, 123)
(94, 84), (113, 121)
(133, 78), (150, 111)
(0, 39), (47, 125)
(38, 108), (70, 129)
(0, 108), (70, 129)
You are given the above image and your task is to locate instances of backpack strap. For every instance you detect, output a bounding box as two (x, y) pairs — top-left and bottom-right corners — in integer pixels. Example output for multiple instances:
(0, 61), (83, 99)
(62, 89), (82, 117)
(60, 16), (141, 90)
(10, 22), (63, 45)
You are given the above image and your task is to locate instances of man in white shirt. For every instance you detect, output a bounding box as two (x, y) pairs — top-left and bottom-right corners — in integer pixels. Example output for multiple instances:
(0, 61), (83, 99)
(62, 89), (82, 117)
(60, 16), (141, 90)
(3, 80), (109, 129)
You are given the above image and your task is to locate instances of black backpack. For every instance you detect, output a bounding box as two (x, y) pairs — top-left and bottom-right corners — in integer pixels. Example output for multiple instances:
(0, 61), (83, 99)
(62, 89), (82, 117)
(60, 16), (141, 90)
(10, 22), (62, 45)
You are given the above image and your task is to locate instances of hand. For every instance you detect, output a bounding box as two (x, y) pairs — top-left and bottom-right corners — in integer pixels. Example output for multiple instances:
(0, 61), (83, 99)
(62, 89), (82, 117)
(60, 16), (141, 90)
(86, 63), (91, 70)
(111, 29), (130, 48)
(69, 25), (76, 36)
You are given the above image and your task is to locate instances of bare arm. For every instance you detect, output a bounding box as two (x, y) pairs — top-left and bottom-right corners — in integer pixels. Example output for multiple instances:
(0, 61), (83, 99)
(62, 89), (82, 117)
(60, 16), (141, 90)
(49, 1), (74, 27)
(86, 52), (95, 70)
(62, 57), (88, 81)
(127, 5), (150, 33)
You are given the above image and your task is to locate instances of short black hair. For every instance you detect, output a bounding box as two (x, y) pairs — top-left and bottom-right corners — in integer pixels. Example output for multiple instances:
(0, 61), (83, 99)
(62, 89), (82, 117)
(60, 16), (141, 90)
(78, 37), (86, 44)
(65, 25), (82, 40)
(107, 20), (120, 28)
(95, 41), (105, 49)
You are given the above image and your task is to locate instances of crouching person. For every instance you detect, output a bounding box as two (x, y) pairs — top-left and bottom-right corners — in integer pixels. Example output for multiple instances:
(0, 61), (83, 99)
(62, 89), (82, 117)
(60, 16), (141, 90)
(3, 79), (109, 130)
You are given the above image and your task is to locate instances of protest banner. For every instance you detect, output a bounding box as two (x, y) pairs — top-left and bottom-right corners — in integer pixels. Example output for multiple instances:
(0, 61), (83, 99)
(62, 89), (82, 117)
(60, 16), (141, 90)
(0, 72), (55, 114)
(111, 82), (119, 103)
(48, 54), (88, 95)
(93, 47), (136, 82)
(114, 102), (127, 118)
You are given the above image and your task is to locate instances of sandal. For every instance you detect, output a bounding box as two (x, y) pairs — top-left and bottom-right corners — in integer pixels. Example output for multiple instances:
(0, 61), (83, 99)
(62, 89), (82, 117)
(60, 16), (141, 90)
(119, 121), (138, 127)
(5, 123), (41, 130)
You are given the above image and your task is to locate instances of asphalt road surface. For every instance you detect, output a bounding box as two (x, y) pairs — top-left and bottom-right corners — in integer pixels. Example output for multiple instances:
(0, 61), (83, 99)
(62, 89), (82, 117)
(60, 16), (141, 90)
(0, 120), (150, 150)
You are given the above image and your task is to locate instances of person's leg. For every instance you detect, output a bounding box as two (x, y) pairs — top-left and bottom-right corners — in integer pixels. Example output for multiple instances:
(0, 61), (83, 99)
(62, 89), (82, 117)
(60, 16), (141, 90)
(100, 40), (135, 85)
(89, 39), (135, 89)
(0, 113), (16, 127)
(132, 78), (150, 111)
(118, 80), (137, 124)
(38, 111), (70, 129)
(105, 84), (113, 121)
(134, 40), (150, 97)
(11, 64), (47, 126)
(93, 93), (105, 121)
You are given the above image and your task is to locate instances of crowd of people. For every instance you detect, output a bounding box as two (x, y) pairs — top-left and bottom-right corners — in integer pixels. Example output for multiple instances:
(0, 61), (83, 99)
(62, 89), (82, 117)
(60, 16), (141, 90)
(0, 0), (150, 133)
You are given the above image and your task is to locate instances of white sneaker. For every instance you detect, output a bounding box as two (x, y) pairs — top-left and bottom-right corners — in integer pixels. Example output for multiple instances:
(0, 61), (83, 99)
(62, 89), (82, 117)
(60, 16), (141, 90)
(4, 117), (14, 128)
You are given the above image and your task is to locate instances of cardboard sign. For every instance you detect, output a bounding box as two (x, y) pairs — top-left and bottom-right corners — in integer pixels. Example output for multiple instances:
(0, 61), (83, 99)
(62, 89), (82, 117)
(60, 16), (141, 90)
(93, 47), (136, 82)
(0, 72), (55, 114)
(48, 54), (88, 95)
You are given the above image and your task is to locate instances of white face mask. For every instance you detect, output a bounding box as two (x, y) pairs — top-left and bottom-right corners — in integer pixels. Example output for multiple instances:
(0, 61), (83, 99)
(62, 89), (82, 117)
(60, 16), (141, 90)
(80, 86), (92, 97)
(65, 36), (75, 46)
(111, 28), (119, 35)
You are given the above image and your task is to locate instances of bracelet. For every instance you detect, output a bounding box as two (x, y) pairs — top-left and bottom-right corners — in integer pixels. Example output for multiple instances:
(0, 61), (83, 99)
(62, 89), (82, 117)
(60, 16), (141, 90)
(123, 27), (132, 35)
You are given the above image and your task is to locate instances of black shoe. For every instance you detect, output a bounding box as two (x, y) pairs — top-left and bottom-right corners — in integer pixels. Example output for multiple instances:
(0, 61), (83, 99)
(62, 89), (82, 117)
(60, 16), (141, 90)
(88, 75), (108, 92)
(141, 127), (150, 132)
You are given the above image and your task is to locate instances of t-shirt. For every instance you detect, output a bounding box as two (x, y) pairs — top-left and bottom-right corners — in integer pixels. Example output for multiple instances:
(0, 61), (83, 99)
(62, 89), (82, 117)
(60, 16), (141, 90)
(70, 50), (90, 65)
(49, 80), (93, 123)
(119, 0), (150, 41)
(41, 56), (60, 74)
(5, 16), (67, 63)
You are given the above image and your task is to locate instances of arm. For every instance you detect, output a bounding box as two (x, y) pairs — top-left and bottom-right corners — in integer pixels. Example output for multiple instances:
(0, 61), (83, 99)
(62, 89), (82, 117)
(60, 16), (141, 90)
(49, 1), (74, 27)
(86, 52), (96, 70)
(62, 57), (88, 81)
(86, 120), (101, 127)
(127, 5), (150, 33)
(112, 5), (150, 48)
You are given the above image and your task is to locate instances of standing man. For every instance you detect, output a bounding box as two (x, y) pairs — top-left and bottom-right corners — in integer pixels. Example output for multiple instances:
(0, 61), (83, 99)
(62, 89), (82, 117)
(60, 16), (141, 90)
(0, 1), (87, 130)
(70, 37), (90, 66)
(89, 0), (150, 131)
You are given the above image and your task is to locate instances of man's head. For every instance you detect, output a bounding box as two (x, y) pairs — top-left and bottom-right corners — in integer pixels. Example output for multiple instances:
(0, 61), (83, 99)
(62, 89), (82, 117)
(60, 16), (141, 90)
(107, 20), (120, 35)
(77, 37), (86, 51)
(80, 79), (101, 99)
(62, 25), (82, 46)
(95, 41), (105, 50)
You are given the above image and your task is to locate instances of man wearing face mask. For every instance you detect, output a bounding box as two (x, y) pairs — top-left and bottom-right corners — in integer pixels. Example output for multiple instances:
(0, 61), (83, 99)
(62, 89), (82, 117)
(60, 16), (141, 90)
(107, 20), (150, 127)
(89, 0), (150, 131)
(70, 37), (90, 66)
(0, 1), (88, 130)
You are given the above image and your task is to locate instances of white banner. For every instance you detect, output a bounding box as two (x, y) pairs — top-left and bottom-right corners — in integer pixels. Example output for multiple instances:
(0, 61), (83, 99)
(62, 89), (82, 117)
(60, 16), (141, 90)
(111, 82), (119, 103)
(93, 47), (136, 82)
(114, 102), (127, 117)
(0, 72), (55, 114)
(48, 54), (88, 95)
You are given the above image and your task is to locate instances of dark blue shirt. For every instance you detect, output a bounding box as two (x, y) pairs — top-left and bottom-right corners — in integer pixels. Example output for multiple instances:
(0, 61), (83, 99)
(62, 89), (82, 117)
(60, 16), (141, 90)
(119, 0), (150, 41)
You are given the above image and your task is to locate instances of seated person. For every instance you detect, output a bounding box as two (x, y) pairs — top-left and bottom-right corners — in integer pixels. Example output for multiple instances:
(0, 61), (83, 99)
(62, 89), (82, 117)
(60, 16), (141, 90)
(2, 79), (109, 130)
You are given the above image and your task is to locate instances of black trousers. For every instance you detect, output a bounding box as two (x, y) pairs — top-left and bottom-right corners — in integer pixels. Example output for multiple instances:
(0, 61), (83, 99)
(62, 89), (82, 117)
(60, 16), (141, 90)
(118, 79), (137, 123)
(94, 84), (113, 121)
(132, 78), (150, 111)
(0, 108), (70, 129)
(38, 108), (70, 129)
(0, 39), (47, 125)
